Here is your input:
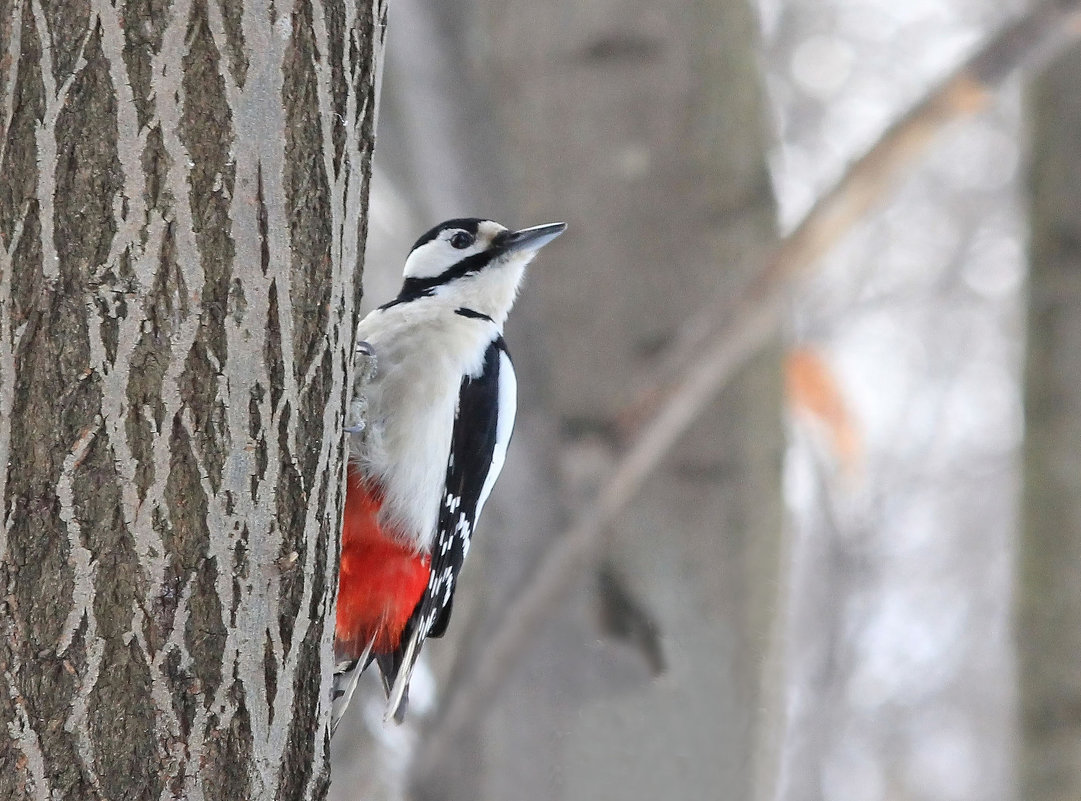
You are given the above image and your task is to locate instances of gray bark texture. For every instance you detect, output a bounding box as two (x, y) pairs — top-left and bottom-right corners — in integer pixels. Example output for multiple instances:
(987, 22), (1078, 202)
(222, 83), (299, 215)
(0, 1), (383, 799)
(1019, 43), (1081, 801)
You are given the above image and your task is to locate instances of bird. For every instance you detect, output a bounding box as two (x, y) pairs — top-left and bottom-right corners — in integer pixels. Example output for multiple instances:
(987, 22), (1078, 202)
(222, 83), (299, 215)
(332, 217), (566, 729)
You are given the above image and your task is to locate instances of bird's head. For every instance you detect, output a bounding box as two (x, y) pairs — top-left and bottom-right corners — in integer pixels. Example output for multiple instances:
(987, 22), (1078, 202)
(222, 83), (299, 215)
(397, 218), (566, 323)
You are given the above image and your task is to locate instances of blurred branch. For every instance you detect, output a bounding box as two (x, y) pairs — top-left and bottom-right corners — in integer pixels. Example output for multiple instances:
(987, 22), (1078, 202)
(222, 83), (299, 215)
(413, 0), (1081, 781)
(621, 0), (1081, 430)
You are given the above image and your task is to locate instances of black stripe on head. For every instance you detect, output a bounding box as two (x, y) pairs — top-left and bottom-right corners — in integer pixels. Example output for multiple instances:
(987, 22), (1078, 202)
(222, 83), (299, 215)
(398, 246), (499, 298)
(379, 287), (434, 310)
(410, 218), (483, 253)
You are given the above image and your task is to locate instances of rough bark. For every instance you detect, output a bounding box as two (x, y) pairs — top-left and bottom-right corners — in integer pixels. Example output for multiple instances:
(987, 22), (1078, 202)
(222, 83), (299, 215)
(0, 1), (384, 798)
(1018, 43), (1081, 801)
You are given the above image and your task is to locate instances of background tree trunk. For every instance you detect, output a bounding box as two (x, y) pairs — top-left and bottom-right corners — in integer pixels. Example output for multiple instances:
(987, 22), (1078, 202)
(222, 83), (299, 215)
(1018, 43), (1081, 801)
(0, 1), (383, 798)
(400, 1), (785, 799)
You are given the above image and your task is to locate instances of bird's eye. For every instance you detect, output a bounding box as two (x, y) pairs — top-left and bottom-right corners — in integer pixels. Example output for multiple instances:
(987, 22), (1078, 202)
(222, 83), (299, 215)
(450, 231), (474, 249)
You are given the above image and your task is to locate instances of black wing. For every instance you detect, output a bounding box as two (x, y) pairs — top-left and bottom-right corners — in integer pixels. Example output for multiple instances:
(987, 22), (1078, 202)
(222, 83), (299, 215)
(378, 336), (516, 718)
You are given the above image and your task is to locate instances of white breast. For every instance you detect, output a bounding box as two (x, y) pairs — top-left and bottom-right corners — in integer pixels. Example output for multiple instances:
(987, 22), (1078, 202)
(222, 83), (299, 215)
(351, 302), (496, 550)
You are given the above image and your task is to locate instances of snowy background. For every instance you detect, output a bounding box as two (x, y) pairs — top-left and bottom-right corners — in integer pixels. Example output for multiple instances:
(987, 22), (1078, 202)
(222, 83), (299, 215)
(329, 1), (1068, 799)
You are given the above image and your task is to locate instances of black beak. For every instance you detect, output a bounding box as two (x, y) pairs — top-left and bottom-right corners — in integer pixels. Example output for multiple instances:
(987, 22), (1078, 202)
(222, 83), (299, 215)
(500, 222), (567, 254)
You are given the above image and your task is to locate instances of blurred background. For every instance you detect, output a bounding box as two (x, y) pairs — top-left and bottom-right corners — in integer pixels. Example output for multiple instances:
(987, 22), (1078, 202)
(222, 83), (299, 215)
(331, 1), (1081, 799)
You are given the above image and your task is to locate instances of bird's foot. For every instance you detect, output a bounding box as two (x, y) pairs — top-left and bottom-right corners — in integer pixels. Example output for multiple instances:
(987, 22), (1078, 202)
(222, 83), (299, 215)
(345, 341), (377, 434)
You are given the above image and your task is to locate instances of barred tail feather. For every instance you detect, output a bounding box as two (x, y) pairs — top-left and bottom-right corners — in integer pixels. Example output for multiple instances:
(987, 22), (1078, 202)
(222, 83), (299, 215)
(380, 629), (423, 723)
(331, 635), (376, 734)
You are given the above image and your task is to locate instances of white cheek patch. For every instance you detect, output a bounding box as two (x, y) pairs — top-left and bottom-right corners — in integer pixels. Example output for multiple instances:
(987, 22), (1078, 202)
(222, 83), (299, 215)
(403, 240), (464, 280)
(402, 236), (479, 280)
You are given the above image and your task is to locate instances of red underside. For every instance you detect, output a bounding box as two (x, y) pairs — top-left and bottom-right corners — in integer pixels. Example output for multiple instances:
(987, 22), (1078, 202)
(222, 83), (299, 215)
(335, 469), (431, 659)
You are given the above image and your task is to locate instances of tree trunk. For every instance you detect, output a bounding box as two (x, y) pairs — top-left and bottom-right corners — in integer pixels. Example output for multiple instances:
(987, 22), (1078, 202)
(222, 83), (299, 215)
(0, 1), (383, 798)
(1018, 43), (1081, 801)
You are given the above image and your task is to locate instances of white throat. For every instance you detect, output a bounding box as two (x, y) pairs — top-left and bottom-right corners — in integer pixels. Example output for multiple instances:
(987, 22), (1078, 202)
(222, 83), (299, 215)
(437, 252), (532, 327)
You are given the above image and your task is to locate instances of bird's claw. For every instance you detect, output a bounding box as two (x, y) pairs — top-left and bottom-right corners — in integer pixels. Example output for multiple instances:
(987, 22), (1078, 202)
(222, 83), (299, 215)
(345, 341), (377, 435)
(354, 340), (377, 384)
(344, 397), (367, 435)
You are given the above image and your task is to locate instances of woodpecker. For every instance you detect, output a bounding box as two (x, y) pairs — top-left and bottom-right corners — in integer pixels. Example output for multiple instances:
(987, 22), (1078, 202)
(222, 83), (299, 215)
(332, 217), (566, 729)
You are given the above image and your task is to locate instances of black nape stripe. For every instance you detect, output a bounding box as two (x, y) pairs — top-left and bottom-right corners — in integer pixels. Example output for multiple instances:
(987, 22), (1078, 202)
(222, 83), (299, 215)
(397, 248), (496, 298)
(455, 307), (493, 323)
(379, 287), (434, 310)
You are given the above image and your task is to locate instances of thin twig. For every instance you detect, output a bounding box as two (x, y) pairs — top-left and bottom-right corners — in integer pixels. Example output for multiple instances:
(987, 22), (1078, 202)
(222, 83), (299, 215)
(412, 0), (1081, 781)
